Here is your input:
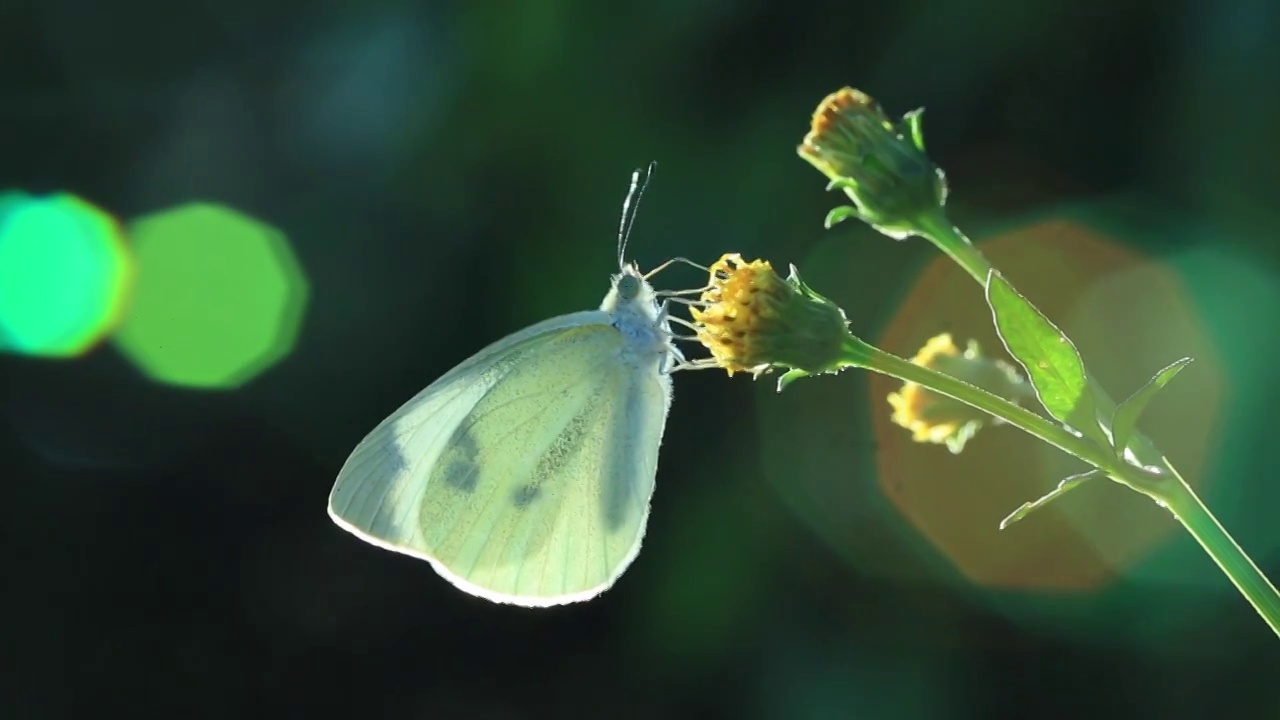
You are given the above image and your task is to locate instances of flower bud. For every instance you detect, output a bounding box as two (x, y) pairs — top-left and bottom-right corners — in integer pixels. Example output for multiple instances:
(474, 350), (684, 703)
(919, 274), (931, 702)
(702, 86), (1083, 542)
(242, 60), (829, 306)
(798, 87), (948, 239)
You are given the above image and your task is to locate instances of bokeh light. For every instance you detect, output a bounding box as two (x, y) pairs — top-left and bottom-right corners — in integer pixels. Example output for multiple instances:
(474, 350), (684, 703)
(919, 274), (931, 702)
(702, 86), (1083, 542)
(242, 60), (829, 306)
(112, 203), (309, 389)
(0, 189), (26, 222)
(1161, 243), (1280, 571)
(0, 192), (133, 358)
(871, 213), (1222, 594)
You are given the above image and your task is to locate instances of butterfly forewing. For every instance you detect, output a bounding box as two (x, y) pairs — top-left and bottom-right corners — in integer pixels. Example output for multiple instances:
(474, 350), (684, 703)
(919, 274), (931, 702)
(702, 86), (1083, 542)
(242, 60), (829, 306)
(328, 312), (607, 557)
(329, 317), (669, 605)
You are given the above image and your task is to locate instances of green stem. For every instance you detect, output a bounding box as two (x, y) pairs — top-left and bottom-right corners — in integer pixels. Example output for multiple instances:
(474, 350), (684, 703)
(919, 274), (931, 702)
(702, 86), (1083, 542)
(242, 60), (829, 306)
(1158, 466), (1280, 638)
(912, 210), (991, 285)
(841, 337), (1116, 471)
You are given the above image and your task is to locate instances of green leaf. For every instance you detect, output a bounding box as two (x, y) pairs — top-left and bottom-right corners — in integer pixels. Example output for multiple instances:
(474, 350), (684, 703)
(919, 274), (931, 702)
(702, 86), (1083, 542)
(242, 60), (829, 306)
(985, 270), (1107, 446)
(1111, 357), (1193, 458)
(901, 108), (926, 152)
(999, 469), (1100, 530)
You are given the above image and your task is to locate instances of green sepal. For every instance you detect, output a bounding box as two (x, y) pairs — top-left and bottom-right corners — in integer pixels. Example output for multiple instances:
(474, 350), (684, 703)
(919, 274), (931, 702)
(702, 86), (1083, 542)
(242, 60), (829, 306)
(824, 205), (862, 229)
(902, 108), (926, 153)
(776, 368), (810, 392)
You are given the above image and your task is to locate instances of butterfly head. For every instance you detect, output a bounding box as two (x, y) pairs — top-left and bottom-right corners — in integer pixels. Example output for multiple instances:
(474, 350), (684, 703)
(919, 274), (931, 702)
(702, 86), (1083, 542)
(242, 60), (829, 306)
(602, 261), (674, 372)
(615, 263), (645, 301)
(603, 263), (657, 313)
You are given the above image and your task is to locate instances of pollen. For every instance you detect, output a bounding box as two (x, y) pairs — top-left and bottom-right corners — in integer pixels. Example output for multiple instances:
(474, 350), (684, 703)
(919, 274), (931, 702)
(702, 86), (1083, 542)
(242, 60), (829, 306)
(689, 254), (785, 376)
(689, 253), (851, 379)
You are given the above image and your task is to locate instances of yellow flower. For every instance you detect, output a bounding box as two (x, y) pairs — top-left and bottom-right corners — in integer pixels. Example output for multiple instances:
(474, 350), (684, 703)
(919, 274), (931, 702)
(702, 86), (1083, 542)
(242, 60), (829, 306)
(797, 87), (947, 238)
(689, 253), (851, 381)
(887, 333), (1029, 453)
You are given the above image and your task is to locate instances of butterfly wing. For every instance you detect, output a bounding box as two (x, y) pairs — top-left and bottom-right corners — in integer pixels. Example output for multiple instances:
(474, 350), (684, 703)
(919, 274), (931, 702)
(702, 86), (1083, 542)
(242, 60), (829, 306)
(328, 312), (671, 606)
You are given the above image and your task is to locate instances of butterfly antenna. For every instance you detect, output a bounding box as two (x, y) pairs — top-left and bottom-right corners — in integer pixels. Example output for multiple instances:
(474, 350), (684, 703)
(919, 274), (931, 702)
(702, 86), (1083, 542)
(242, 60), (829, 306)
(617, 160), (657, 269)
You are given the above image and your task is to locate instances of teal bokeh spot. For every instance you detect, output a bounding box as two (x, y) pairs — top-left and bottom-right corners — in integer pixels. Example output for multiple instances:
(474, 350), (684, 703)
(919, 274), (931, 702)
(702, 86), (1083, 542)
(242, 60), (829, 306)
(0, 189), (31, 221)
(0, 192), (133, 357)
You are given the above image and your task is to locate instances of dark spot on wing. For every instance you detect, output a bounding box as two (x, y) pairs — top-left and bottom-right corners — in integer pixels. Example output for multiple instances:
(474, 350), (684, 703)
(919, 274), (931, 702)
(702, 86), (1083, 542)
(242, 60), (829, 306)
(512, 484), (541, 508)
(351, 418), (413, 538)
(443, 459), (478, 492)
(603, 386), (650, 532)
(441, 425), (481, 492)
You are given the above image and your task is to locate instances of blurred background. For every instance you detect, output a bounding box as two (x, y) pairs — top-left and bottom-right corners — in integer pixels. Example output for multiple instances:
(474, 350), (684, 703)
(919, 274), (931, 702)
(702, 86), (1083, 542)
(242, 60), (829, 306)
(4, 0), (1280, 716)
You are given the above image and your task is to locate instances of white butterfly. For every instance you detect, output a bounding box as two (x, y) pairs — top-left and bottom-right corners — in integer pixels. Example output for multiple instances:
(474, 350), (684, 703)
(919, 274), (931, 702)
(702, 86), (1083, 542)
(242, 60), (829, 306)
(328, 164), (702, 606)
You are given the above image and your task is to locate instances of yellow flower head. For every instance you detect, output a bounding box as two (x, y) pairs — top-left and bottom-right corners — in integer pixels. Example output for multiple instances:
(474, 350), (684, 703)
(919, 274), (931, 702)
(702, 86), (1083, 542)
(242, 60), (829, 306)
(887, 332), (1029, 454)
(797, 87), (947, 237)
(690, 253), (850, 379)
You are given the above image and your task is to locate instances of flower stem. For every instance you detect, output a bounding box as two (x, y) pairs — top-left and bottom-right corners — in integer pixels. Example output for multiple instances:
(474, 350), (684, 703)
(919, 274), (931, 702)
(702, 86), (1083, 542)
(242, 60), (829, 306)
(1158, 466), (1280, 638)
(841, 334), (1280, 639)
(913, 210), (991, 285)
(841, 336), (1115, 470)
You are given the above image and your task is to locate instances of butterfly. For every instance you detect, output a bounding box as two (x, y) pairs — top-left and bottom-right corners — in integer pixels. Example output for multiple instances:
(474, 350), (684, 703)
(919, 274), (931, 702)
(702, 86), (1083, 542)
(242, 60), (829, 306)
(328, 164), (704, 606)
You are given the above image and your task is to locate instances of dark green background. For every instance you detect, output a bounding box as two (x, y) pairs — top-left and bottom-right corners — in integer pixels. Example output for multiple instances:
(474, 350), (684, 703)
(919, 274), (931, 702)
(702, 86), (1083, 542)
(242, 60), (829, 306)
(4, 0), (1280, 717)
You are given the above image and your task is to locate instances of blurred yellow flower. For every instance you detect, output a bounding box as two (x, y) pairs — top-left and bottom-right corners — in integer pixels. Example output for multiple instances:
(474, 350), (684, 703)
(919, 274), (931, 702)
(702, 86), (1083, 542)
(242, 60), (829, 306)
(887, 333), (1029, 453)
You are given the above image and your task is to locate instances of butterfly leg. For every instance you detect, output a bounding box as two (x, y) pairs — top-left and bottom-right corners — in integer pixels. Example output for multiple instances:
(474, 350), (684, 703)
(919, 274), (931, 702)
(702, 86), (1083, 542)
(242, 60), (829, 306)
(657, 300), (686, 373)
